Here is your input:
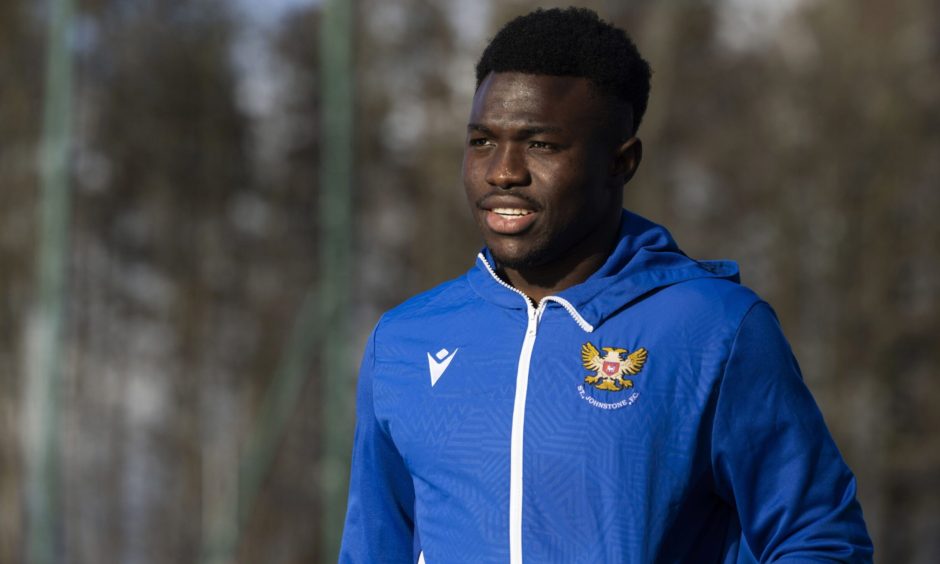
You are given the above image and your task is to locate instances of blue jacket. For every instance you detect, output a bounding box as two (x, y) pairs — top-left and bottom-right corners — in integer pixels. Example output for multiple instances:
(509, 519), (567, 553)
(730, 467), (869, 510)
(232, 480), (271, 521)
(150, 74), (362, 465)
(339, 212), (872, 563)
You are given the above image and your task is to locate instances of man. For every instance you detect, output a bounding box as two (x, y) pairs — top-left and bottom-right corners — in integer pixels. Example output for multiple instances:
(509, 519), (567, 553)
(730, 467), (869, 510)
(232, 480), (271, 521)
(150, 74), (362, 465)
(340, 7), (872, 563)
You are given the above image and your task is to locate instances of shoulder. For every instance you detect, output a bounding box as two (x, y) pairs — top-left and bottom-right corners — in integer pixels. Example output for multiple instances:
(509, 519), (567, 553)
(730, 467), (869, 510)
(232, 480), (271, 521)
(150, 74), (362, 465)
(369, 272), (496, 372)
(652, 276), (765, 331)
(374, 273), (483, 341)
(380, 274), (476, 322)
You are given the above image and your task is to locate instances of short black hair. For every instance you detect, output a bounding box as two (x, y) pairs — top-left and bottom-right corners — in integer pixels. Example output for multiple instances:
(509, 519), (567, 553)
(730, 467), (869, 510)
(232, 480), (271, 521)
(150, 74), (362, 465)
(475, 7), (652, 134)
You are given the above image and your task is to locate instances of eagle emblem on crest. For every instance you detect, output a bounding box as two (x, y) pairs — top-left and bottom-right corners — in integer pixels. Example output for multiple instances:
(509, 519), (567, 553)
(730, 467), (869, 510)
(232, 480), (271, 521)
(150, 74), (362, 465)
(581, 342), (648, 392)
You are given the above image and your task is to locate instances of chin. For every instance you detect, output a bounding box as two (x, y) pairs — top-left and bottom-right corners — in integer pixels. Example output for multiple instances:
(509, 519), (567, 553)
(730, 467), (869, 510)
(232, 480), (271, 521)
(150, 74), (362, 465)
(488, 243), (553, 270)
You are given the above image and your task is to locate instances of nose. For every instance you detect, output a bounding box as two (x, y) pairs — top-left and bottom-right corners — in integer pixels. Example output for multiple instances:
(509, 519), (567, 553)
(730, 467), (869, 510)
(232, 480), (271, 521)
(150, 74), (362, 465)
(485, 144), (530, 189)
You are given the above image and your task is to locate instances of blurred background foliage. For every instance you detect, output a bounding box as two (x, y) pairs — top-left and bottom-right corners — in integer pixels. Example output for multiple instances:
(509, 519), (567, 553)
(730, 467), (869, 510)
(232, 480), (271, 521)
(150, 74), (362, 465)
(2, 0), (939, 562)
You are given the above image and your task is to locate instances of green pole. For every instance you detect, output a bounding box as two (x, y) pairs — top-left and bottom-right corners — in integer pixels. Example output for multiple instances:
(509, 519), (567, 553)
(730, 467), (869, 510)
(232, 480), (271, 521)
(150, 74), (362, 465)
(25, 0), (74, 562)
(318, 0), (355, 560)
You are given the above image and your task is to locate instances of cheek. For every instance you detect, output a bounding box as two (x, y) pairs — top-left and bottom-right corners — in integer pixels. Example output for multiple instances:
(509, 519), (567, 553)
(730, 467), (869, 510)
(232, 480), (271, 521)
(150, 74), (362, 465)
(538, 159), (594, 200)
(462, 153), (484, 189)
(460, 152), (471, 180)
(461, 157), (476, 197)
(462, 157), (487, 214)
(536, 149), (592, 179)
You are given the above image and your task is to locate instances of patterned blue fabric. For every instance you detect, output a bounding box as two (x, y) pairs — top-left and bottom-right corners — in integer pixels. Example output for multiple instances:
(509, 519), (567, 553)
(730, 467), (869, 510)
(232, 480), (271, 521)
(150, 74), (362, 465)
(339, 211), (873, 563)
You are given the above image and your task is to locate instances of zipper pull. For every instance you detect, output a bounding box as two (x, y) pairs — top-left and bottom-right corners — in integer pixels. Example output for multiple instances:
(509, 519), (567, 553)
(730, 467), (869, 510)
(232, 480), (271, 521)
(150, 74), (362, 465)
(526, 307), (538, 335)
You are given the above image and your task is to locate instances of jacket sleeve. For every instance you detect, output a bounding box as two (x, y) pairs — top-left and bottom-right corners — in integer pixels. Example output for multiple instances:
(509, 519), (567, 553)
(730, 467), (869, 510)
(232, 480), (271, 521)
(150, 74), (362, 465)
(339, 327), (417, 563)
(711, 302), (873, 563)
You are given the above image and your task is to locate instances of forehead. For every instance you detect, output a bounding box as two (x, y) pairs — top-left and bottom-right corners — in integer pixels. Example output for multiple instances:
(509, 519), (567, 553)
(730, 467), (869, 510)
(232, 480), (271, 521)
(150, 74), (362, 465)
(469, 72), (608, 129)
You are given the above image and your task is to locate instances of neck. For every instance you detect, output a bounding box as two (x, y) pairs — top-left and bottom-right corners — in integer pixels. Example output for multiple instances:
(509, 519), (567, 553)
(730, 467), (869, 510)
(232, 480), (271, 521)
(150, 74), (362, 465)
(498, 213), (621, 303)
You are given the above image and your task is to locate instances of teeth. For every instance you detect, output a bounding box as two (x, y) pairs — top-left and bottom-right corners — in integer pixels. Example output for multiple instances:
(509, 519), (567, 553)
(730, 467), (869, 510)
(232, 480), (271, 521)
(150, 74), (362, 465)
(492, 208), (532, 217)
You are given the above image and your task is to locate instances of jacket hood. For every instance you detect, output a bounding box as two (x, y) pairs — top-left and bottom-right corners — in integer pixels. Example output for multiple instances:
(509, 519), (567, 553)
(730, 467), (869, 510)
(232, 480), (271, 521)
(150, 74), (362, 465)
(466, 210), (740, 330)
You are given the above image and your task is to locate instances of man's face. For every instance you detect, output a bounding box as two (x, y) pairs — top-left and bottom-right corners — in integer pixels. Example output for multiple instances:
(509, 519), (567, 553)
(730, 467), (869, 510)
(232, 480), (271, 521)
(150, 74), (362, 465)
(462, 72), (624, 270)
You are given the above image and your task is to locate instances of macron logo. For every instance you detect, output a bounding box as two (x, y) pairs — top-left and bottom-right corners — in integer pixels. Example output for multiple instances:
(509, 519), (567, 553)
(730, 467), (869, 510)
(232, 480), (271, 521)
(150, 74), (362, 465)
(427, 348), (458, 387)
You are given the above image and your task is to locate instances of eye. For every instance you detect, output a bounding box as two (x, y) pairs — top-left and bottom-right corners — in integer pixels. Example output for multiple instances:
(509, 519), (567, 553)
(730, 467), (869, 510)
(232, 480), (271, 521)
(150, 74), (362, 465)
(529, 141), (556, 151)
(468, 137), (493, 148)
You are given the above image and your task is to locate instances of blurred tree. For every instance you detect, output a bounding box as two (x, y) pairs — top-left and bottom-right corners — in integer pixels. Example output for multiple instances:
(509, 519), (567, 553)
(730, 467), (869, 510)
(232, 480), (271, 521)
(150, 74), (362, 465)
(66, 0), (256, 561)
(0, 3), (44, 564)
(229, 5), (327, 563)
(2, 0), (937, 562)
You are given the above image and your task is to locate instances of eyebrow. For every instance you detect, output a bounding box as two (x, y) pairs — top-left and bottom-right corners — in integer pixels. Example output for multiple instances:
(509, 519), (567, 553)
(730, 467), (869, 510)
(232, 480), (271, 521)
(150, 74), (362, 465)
(467, 123), (563, 137)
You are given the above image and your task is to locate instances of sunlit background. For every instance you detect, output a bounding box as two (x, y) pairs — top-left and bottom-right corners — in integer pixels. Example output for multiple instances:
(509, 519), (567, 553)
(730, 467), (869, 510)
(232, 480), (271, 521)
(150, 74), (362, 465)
(3, 0), (939, 562)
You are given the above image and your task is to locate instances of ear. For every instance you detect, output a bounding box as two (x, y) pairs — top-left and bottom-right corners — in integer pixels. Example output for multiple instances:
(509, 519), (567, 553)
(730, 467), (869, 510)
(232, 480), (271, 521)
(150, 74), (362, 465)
(611, 137), (642, 185)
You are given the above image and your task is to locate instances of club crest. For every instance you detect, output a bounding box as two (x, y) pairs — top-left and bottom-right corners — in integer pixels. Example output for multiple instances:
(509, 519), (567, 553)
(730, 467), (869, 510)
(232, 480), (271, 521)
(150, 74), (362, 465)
(581, 342), (648, 392)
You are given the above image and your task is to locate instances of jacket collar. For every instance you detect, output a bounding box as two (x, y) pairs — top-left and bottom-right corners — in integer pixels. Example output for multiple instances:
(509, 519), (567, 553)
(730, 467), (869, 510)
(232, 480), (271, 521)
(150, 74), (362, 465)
(466, 210), (740, 331)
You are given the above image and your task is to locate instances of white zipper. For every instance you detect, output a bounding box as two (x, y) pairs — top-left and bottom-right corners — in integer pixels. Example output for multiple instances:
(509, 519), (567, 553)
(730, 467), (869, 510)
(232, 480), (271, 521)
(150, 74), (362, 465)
(509, 299), (540, 564)
(477, 254), (593, 563)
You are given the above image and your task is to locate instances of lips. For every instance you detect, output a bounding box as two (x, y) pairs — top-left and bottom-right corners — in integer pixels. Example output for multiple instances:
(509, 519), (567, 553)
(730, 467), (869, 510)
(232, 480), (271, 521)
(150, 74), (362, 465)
(478, 196), (540, 235)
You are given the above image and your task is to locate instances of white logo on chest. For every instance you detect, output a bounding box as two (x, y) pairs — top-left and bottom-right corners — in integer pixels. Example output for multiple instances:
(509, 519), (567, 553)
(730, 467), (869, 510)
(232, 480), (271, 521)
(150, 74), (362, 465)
(427, 347), (458, 386)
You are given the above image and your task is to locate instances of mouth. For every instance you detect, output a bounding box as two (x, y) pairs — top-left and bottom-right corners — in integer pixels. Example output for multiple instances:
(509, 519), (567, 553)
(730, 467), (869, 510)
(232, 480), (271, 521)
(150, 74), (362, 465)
(482, 207), (538, 235)
(475, 194), (541, 235)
